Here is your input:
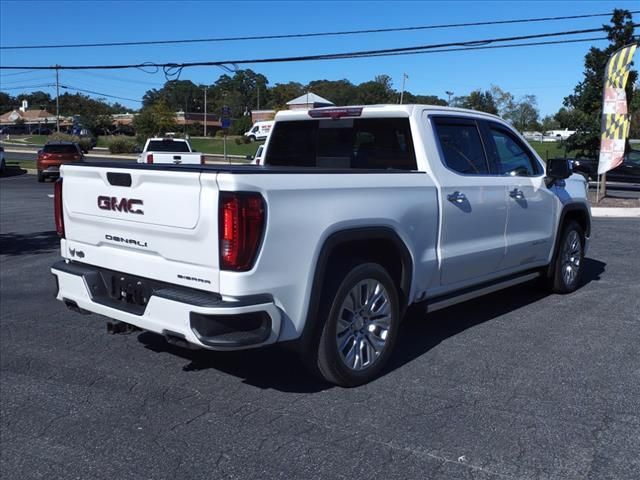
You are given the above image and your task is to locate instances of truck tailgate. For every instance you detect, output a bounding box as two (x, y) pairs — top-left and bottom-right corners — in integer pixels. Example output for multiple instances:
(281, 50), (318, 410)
(60, 164), (220, 292)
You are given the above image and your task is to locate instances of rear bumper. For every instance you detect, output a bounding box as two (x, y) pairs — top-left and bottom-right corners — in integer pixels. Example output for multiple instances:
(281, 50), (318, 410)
(51, 261), (282, 350)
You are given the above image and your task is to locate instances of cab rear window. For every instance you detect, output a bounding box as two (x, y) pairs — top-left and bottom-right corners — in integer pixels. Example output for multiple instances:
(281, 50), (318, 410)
(43, 144), (78, 154)
(265, 118), (417, 170)
(147, 140), (191, 152)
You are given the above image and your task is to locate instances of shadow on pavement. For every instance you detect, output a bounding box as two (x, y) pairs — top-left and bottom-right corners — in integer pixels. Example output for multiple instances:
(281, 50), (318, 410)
(0, 230), (59, 256)
(0, 166), (28, 178)
(137, 257), (606, 393)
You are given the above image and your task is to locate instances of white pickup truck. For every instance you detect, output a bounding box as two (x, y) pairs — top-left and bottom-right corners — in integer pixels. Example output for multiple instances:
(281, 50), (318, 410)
(137, 137), (204, 165)
(52, 105), (590, 386)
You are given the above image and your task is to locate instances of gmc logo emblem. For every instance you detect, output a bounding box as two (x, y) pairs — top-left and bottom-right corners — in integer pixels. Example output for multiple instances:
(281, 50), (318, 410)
(97, 196), (144, 215)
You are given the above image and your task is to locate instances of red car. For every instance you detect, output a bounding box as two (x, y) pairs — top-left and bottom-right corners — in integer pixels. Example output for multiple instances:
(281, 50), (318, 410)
(37, 142), (85, 182)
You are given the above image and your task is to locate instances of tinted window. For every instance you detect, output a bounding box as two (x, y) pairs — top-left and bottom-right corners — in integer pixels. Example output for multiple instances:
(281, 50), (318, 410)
(146, 140), (191, 152)
(44, 144), (78, 154)
(626, 150), (640, 166)
(265, 118), (417, 170)
(433, 120), (489, 174)
(489, 127), (540, 176)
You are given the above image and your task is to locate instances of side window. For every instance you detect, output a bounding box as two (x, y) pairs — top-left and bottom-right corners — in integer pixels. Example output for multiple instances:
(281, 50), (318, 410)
(488, 126), (540, 176)
(433, 119), (489, 175)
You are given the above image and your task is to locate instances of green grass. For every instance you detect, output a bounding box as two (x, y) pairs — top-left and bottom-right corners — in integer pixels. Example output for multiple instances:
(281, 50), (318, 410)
(528, 141), (578, 161)
(6, 159), (36, 169)
(2, 135), (49, 146)
(189, 137), (264, 157)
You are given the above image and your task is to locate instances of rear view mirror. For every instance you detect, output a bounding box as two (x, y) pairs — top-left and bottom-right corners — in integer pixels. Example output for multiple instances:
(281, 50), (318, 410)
(546, 158), (571, 182)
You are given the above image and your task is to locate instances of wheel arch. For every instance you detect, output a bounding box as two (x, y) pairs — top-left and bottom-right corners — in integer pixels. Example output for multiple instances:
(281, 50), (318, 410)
(546, 202), (590, 278)
(296, 226), (414, 351)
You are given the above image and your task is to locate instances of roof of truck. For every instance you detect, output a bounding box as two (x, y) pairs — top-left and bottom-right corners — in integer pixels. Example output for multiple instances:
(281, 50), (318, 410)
(274, 104), (503, 121)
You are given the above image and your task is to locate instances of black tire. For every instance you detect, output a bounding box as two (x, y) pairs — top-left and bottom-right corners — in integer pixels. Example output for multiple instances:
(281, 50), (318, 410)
(545, 220), (585, 293)
(248, 135), (256, 143)
(311, 262), (401, 387)
(37, 171), (45, 183)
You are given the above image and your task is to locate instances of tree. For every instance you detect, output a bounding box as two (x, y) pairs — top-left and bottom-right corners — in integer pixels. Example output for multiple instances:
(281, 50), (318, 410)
(356, 75), (395, 104)
(489, 85), (515, 117)
(453, 90), (498, 114)
(305, 79), (357, 106)
(541, 115), (561, 132)
(133, 100), (176, 137)
(0, 92), (15, 113)
(563, 9), (636, 157)
(504, 94), (540, 131)
(268, 82), (305, 109)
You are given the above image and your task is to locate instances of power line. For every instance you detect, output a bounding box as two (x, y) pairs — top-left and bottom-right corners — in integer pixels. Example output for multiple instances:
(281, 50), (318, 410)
(0, 84), (55, 90)
(59, 84), (142, 102)
(0, 25), (621, 72)
(0, 75), (55, 86)
(348, 36), (612, 60)
(0, 11), (632, 50)
(0, 69), (39, 77)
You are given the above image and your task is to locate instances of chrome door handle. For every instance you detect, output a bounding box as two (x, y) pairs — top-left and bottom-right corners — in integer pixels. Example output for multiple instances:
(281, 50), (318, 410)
(447, 191), (467, 204)
(509, 188), (524, 200)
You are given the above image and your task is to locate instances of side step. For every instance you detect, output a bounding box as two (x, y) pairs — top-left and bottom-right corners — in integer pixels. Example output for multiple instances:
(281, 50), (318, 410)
(426, 272), (540, 313)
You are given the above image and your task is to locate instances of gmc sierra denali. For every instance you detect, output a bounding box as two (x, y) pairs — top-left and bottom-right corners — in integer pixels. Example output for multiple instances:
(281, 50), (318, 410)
(51, 105), (591, 387)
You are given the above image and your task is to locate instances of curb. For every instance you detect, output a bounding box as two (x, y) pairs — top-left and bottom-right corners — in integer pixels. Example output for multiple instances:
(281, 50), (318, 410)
(591, 207), (640, 218)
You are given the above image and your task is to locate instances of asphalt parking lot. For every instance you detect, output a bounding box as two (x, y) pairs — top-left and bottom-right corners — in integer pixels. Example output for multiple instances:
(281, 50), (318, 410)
(1, 172), (639, 480)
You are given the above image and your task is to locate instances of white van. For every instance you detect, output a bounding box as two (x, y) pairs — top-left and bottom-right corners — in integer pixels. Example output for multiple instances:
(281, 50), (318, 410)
(244, 121), (274, 142)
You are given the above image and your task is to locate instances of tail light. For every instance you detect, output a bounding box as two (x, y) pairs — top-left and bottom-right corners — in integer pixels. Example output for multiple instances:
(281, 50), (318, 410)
(219, 192), (265, 271)
(146, 153), (153, 164)
(201, 154), (206, 164)
(54, 179), (65, 237)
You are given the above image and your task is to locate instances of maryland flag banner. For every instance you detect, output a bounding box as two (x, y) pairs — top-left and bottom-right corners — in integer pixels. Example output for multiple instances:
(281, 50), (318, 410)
(598, 43), (638, 175)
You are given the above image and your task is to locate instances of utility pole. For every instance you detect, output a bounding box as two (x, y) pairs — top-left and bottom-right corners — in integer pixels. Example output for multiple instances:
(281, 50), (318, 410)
(203, 87), (207, 137)
(446, 91), (454, 105)
(55, 65), (60, 132)
(257, 84), (260, 110)
(399, 73), (408, 104)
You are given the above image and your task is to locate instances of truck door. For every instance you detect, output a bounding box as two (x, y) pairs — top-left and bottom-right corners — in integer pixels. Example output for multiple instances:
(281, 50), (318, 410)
(481, 121), (555, 270)
(430, 116), (508, 286)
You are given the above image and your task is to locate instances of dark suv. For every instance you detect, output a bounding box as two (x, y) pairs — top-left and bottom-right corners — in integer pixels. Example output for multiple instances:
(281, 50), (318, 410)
(37, 142), (84, 182)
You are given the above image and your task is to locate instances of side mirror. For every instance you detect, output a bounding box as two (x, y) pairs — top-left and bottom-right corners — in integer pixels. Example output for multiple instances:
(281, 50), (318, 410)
(546, 158), (571, 184)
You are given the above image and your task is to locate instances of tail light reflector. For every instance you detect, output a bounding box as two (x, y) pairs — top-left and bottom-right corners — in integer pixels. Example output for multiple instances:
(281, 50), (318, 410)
(54, 179), (65, 237)
(146, 153), (154, 164)
(219, 192), (265, 271)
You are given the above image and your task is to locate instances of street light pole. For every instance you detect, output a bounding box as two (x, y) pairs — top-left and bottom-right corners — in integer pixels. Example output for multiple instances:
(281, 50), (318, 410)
(203, 87), (207, 137)
(399, 73), (408, 104)
(446, 91), (454, 105)
(55, 65), (60, 132)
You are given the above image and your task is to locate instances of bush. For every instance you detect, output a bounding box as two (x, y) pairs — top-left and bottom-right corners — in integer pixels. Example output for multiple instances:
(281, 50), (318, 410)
(234, 137), (244, 145)
(108, 137), (138, 154)
(48, 132), (93, 152)
(215, 130), (226, 138)
(231, 115), (253, 136)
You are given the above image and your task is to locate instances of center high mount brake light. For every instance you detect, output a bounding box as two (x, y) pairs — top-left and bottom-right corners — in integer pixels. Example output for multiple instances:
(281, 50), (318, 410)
(308, 107), (363, 119)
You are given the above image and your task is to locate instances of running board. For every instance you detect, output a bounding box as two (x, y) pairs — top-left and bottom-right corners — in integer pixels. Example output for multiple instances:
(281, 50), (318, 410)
(426, 272), (540, 313)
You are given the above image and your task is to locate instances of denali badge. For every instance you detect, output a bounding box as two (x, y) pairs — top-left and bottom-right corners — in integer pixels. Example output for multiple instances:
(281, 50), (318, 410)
(105, 234), (148, 248)
(177, 274), (211, 285)
(98, 196), (144, 215)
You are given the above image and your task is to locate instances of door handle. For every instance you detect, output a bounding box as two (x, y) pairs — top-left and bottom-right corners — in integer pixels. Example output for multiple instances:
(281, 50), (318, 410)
(509, 188), (524, 200)
(447, 191), (467, 204)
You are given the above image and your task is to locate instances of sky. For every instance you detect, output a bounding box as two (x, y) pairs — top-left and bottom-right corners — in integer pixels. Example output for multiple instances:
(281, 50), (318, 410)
(0, 0), (638, 116)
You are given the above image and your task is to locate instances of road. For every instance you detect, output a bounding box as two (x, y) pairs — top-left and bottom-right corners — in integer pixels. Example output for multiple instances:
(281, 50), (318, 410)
(1, 174), (639, 479)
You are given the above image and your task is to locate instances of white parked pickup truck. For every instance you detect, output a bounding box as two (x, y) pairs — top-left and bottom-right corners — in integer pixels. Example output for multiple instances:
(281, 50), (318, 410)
(137, 137), (204, 165)
(52, 105), (590, 386)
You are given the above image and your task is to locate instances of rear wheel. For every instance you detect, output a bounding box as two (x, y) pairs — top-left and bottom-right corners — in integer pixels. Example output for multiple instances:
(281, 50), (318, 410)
(312, 262), (400, 387)
(546, 220), (585, 293)
(37, 170), (45, 183)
